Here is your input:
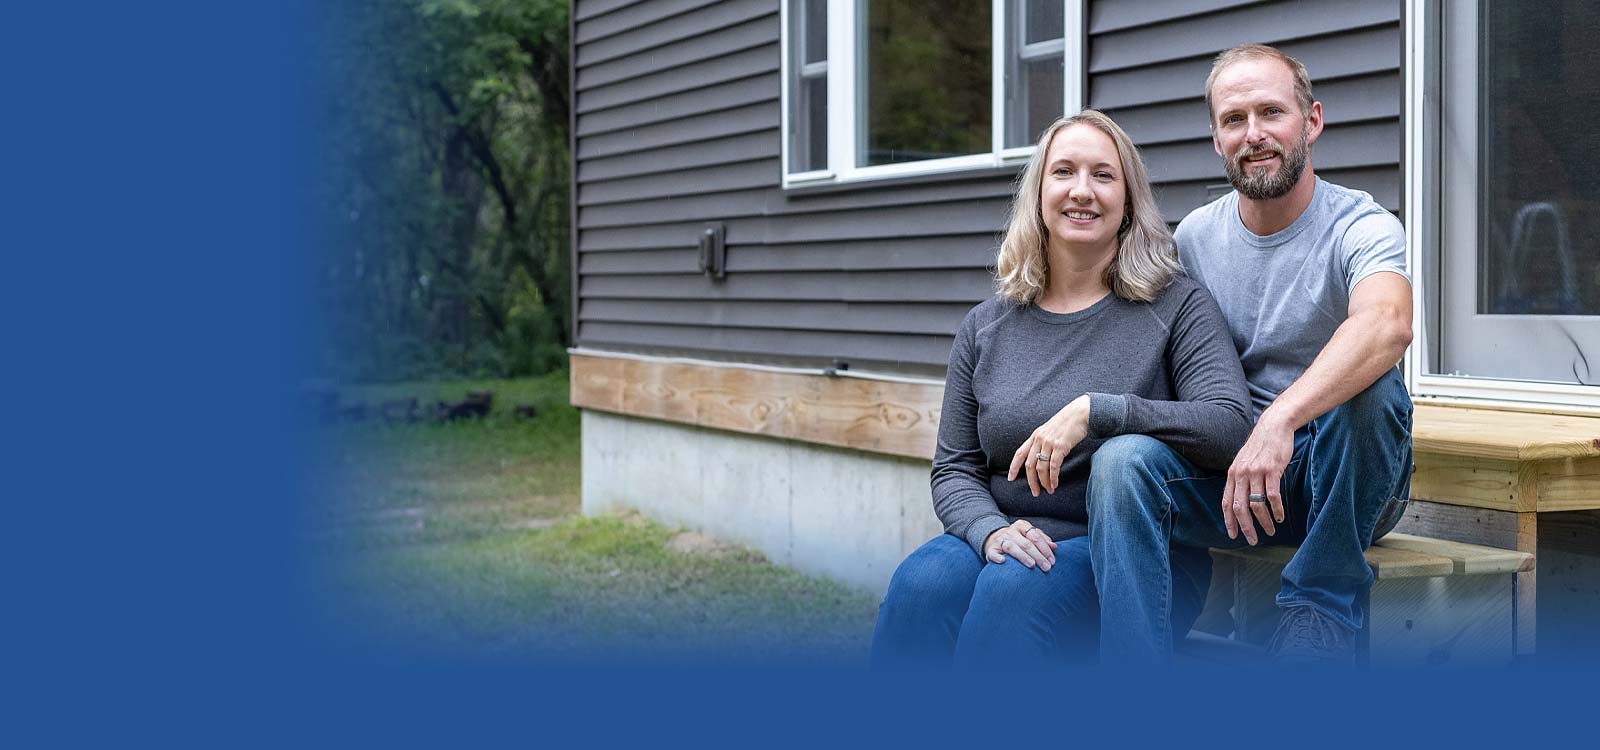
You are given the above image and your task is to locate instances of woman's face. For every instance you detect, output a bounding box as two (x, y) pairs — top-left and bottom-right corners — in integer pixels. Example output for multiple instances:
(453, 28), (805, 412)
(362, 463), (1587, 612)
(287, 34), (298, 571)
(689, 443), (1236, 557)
(1039, 123), (1127, 255)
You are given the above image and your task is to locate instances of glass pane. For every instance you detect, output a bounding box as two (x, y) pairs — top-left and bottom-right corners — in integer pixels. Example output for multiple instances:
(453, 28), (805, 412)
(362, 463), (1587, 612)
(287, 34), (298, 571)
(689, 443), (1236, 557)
(1006, 55), (1062, 148)
(1477, 0), (1600, 315)
(1437, 0), (1600, 387)
(862, 0), (991, 166)
(804, 76), (828, 171)
(1025, 0), (1063, 44)
(803, 0), (827, 65)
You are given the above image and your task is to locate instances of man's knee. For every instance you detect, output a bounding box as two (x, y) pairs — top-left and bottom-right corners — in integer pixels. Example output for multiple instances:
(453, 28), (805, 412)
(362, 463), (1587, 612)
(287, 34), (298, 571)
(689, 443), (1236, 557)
(1327, 368), (1411, 438)
(1087, 435), (1178, 521)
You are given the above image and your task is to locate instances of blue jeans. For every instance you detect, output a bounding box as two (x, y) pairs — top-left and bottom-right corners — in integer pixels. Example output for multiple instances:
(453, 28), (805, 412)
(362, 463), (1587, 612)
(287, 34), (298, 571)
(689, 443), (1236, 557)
(1087, 368), (1413, 664)
(870, 534), (1208, 668)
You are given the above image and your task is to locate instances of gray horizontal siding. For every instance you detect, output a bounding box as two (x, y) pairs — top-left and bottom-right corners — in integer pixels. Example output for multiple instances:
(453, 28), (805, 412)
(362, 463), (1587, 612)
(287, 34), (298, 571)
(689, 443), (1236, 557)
(579, 234), (999, 273)
(578, 321), (959, 370)
(574, 0), (635, 24)
(1088, 0), (1400, 73)
(572, 0), (1405, 372)
(1090, 25), (1401, 110)
(578, 159), (777, 206)
(577, 100), (777, 159)
(577, 73), (778, 137)
(581, 299), (975, 336)
(581, 269), (993, 303)
(577, 15), (777, 90)
(576, 44), (778, 113)
(577, 0), (775, 66)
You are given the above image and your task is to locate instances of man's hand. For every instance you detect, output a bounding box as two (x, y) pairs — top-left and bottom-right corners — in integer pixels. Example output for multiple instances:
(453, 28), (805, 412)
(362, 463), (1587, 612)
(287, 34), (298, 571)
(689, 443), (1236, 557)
(983, 519), (1059, 572)
(1223, 416), (1294, 545)
(1007, 395), (1091, 497)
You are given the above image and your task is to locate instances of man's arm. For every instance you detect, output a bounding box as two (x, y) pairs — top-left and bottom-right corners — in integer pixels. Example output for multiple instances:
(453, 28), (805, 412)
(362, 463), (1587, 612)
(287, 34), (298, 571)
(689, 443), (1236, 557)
(1222, 271), (1413, 544)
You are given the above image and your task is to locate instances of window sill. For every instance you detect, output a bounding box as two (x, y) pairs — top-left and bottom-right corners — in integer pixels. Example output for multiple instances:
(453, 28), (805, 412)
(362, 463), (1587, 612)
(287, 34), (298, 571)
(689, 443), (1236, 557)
(781, 158), (1028, 196)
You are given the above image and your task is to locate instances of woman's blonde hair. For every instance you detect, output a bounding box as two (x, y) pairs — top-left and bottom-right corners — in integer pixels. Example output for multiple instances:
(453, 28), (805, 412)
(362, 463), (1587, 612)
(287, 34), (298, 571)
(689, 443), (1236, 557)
(995, 110), (1180, 304)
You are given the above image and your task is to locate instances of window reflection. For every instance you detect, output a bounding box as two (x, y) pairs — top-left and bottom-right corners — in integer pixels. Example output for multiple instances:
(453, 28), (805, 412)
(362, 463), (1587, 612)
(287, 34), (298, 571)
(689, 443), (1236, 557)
(1479, 0), (1600, 315)
(862, 0), (991, 165)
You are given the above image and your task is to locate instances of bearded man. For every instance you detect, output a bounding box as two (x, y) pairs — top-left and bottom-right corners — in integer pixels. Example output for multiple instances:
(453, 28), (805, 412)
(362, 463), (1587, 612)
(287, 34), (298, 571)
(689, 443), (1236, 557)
(1084, 44), (1415, 666)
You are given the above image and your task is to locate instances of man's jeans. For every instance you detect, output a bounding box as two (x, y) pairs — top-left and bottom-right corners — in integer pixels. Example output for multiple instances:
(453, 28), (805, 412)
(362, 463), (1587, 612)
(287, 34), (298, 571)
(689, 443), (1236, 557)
(869, 534), (1208, 667)
(1088, 368), (1413, 664)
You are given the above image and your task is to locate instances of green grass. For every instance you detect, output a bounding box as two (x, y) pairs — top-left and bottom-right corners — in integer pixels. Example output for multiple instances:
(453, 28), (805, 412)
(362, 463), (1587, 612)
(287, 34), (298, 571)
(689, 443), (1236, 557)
(301, 370), (879, 664)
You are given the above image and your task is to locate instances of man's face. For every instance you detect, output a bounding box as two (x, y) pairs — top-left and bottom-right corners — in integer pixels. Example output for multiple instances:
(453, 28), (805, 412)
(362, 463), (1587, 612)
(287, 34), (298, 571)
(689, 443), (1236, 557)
(1209, 58), (1322, 200)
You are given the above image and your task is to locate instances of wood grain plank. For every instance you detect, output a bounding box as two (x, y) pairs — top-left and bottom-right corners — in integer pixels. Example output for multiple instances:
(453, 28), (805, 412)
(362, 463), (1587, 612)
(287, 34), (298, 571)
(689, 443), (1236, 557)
(1410, 452), (1519, 511)
(1414, 404), (1600, 462)
(570, 353), (942, 460)
(1373, 533), (1534, 575)
(1536, 456), (1600, 512)
(1213, 544), (1455, 579)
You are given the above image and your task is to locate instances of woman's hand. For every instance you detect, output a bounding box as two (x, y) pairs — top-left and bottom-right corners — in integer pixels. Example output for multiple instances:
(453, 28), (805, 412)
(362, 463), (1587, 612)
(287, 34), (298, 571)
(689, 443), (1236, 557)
(1007, 395), (1091, 496)
(983, 519), (1058, 572)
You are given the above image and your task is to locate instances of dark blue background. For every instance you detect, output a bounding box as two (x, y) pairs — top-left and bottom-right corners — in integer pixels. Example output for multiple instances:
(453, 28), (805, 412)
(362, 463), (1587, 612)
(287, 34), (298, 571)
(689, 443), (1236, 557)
(3, 1), (1592, 744)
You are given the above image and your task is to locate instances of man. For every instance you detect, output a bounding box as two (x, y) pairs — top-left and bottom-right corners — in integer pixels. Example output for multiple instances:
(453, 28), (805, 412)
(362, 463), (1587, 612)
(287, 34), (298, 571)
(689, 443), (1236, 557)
(1086, 44), (1414, 665)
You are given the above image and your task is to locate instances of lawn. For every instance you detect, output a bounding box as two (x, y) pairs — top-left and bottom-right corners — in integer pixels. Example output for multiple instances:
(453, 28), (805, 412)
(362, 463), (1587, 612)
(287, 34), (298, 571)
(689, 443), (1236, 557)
(298, 370), (880, 665)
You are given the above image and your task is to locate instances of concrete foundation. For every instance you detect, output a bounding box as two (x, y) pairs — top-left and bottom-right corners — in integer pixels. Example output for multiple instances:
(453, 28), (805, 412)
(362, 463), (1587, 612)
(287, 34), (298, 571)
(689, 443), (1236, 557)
(581, 410), (944, 595)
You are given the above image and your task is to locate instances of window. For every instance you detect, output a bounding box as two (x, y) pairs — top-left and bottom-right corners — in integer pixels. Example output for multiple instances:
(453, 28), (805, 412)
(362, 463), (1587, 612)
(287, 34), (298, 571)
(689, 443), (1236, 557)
(788, 0), (828, 174)
(1004, 0), (1065, 149)
(1407, 0), (1599, 407)
(782, 1), (1084, 186)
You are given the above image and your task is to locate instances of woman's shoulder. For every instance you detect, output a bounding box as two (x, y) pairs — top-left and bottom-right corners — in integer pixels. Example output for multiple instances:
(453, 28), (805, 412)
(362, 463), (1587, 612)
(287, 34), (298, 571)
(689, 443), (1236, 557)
(1145, 274), (1222, 319)
(958, 294), (1023, 332)
(1149, 273), (1206, 304)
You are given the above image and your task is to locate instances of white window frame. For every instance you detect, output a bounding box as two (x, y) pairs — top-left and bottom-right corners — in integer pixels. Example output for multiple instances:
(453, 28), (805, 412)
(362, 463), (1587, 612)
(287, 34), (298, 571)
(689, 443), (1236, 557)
(1402, 0), (1600, 412)
(781, 0), (1084, 189)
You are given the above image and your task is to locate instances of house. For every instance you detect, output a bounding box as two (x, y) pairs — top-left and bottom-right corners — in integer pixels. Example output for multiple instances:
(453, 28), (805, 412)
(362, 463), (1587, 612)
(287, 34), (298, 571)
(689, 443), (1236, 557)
(567, 0), (1599, 660)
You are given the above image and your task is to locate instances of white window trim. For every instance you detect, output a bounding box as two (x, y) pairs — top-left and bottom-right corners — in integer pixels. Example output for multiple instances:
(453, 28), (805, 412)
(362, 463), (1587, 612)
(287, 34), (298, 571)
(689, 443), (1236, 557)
(781, 0), (1085, 189)
(1402, 0), (1599, 412)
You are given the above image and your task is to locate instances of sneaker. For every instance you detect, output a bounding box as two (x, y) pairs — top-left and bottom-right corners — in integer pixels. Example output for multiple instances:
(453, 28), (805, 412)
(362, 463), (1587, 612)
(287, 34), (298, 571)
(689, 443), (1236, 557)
(1266, 605), (1358, 667)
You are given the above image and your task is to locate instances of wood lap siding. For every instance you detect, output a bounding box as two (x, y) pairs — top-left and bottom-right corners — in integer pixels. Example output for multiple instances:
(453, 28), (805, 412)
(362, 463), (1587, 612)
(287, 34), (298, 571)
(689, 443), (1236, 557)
(572, 0), (1403, 373)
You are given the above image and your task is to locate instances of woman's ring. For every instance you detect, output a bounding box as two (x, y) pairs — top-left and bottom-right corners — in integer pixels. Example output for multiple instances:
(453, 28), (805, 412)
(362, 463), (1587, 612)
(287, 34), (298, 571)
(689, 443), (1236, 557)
(1036, 452), (1049, 461)
(1248, 493), (1269, 505)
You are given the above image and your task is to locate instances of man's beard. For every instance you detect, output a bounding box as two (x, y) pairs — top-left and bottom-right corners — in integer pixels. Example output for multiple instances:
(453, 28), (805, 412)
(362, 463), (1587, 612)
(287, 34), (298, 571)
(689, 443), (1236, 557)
(1225, 128), (1309, 200)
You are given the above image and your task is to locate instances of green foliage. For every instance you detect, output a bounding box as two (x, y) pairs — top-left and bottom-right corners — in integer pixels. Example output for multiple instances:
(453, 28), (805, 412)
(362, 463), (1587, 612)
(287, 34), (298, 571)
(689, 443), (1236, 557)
(307, 0), (571, 382)
(863, 0), (991, 164)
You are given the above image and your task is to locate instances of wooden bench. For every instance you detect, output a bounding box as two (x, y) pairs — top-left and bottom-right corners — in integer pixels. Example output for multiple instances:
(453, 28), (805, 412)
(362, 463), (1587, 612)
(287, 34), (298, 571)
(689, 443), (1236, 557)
(1397, 404), (1600, 657)
(1194, 533), (1534, 666)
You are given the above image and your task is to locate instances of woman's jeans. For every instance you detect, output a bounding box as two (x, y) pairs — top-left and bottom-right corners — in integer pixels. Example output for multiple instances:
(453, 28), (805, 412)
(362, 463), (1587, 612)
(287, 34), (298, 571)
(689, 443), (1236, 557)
(869, 533), (1209, 668)
(1088, 368), (1414, 664)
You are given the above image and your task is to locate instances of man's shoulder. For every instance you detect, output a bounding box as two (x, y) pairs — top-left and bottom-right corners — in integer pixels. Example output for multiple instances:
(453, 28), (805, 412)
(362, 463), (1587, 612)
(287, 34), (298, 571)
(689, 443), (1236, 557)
(1313, 179), (1405, 254)
(1318, 179), (1401, 227)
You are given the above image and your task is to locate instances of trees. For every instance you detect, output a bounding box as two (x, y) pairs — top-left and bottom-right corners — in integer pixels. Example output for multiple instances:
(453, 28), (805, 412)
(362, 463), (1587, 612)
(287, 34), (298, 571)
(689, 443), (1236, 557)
(308, 0), (570, 381)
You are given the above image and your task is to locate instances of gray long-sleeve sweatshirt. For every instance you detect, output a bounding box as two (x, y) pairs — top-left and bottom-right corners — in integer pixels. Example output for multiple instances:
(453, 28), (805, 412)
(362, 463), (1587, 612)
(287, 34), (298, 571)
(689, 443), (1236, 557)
(932, 275), (1253, 557)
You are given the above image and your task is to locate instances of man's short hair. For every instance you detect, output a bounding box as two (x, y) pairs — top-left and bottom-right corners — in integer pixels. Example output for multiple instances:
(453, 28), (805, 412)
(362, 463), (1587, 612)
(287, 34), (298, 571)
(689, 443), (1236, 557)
(1203, 44), (1315, 126)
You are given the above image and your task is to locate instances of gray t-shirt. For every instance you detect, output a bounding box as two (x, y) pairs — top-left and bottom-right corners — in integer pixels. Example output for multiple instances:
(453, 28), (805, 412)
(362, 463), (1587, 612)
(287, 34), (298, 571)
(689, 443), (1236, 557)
(1175, 178), (1409, 415)
(932, 276), (1253, 557)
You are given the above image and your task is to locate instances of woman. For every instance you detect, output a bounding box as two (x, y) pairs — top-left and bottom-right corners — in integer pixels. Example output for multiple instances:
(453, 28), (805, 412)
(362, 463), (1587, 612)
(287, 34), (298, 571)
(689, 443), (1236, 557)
(869, 111), (1253, 667)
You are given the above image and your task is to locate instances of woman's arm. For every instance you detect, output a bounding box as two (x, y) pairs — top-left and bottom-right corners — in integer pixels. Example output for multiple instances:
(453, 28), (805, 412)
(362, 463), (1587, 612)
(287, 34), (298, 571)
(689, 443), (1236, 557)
(1009, 284), (1253, 491)
(1084, 284), (1253, 469)
(930, 312), (1012, 559)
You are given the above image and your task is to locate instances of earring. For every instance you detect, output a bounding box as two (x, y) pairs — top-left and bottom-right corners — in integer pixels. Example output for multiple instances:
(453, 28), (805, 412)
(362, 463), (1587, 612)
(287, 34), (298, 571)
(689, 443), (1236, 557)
(1120, 214), (1132, 233)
